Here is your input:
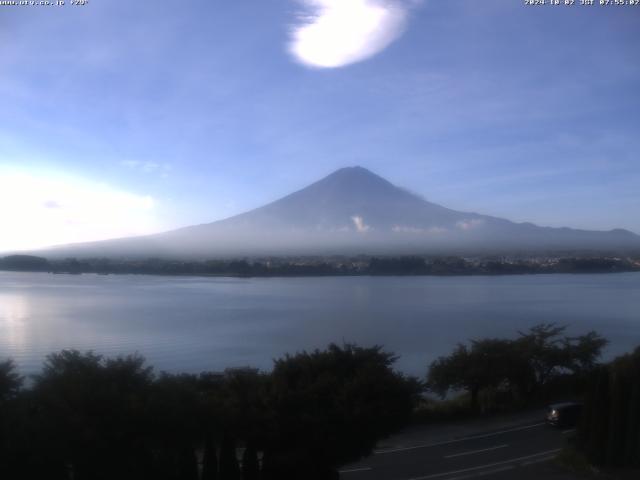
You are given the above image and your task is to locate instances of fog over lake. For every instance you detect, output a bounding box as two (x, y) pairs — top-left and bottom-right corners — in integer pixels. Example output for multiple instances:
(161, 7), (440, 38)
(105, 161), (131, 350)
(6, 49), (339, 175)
(1, 271), (639, 376)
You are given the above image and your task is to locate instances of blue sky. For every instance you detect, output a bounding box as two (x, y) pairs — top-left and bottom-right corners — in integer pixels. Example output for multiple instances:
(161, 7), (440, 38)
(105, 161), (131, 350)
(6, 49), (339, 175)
(0, 0), (638, 251)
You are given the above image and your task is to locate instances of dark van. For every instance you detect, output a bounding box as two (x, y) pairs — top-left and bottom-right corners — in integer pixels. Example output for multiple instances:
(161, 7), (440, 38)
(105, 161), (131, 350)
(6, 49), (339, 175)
(546, 402), (583, 427)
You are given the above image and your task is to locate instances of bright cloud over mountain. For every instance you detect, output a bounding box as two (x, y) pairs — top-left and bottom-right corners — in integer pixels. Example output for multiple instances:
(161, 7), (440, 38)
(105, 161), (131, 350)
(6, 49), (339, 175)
(289, 0), (409, 68)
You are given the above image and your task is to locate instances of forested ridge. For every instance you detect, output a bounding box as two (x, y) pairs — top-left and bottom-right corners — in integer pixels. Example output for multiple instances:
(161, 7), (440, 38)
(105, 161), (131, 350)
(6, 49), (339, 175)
(1, 254), (639, 277)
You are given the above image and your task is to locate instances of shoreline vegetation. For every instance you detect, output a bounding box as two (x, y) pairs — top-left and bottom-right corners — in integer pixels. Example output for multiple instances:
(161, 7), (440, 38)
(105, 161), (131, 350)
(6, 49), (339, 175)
(1, 326), (637, 478)
(0, 344), (421, 480)
(1, 253), (639, 277)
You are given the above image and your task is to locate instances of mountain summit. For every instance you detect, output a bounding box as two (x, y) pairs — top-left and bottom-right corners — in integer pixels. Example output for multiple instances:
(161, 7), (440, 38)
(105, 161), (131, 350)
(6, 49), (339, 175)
(40, 167), (640, 258)
(217, 166), (462, 232)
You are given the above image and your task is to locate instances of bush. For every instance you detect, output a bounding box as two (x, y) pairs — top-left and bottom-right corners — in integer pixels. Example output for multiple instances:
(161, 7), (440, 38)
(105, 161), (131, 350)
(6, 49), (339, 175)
(0, 344), (420, 480)
(580, 347), (640, 468)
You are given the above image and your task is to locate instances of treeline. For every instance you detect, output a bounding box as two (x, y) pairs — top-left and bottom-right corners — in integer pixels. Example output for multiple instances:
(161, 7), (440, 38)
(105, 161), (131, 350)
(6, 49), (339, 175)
(1, 254), (639, 277)
(0, 344), (420, 480)
(426, 324), (608, 412)
(1, 328), (637, 476)
(580, 346), (640, 468)
(426, 326), (640, 469)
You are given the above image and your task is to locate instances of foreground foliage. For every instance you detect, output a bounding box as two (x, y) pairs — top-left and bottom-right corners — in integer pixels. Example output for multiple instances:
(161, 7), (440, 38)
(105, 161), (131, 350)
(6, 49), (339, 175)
(580, 346), (640, 468)
(0, 344), (419, 480)
(426, 324), (607, 411)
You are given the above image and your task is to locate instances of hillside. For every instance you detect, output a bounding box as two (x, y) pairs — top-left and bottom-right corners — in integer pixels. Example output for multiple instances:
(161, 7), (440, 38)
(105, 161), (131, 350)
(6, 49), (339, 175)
(35, 167), (640, 258)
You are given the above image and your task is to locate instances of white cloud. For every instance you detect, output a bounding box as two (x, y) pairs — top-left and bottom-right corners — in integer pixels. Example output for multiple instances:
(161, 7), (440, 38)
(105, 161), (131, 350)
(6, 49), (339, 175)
(289, 0), (409, 68)
(351, 215), (371, 233)
(0, 170), (162, 252)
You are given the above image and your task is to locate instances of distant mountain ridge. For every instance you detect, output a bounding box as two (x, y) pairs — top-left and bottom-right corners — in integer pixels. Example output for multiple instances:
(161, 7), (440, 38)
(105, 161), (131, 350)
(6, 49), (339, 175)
(37, 166), (640, 258)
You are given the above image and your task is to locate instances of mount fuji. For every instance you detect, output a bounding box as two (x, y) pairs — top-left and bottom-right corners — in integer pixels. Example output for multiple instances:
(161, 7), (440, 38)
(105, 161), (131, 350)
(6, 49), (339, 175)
(36, 167), (640, 258)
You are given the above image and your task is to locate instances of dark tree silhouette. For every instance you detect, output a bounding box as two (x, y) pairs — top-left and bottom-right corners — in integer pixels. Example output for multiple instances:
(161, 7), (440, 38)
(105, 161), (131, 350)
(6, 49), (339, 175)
(202, 436), (219, 480)
(178, 446), (199, 480)
(28, 350), (154, 480)
(427, 324), (608, 410)
(427, 339), (514, 411)
(581, 346), (640, 467)
(267, 343), (421, 478)
(219, 434), (241, 480)
(0, 359), (22, 403)
(515, 324), (607, 394)
(0, 254), (49, 271)
(1, 343), (419, 479)
(242, 442), (260, 480)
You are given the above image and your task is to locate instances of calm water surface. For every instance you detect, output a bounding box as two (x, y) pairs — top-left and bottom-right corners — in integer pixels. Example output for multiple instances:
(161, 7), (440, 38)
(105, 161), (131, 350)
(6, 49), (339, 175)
(1, 271), (639, 376)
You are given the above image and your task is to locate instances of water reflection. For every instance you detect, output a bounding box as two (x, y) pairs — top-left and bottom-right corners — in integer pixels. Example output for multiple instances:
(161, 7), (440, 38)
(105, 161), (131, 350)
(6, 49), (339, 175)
(0, 294), (29, 351)
(0, 272), (638, 376)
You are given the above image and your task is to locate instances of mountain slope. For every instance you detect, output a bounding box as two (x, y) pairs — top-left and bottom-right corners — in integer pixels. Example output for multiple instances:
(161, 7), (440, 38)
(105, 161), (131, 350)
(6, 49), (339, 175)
(39, 167), (640, 258)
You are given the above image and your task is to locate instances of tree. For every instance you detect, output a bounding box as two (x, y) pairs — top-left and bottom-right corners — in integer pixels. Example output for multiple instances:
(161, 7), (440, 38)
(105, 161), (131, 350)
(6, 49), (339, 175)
(563, 331), (609, 375)
(427, 339), (514, 411)
(0, 359), (24, 479)
(2, 345), (420, 479)
(201, 436), (219, 480)
(427, 325), (608, 410)
(219, 434), (240, 480)
(582, 365), (611, 465)
(267, 343), (421, 478)
(580, 346), (640, 467)
(30, 350), (155, 480)
(148, 372), (203, 479)
(214, 368), (272, 447)
(368, 257), (428, 275)
(515, 324), (607, 394)
(0, 359), (22, 403)
(515, 323), (568, 392)
(0, 254), (49, 272)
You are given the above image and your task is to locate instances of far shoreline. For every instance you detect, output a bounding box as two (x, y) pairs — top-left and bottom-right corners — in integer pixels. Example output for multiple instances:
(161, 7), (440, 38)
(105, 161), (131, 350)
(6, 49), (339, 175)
(0, 259), (640, 279)
(1, 253), (639, 279)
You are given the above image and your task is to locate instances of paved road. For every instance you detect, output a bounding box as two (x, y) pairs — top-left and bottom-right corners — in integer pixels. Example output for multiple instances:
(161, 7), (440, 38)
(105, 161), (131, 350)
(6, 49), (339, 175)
(339, 419), (575, 480)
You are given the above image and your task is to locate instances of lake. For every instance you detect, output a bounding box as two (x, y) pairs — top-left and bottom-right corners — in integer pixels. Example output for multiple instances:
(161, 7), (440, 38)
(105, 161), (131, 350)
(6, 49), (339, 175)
(1, 271), (639, 377)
